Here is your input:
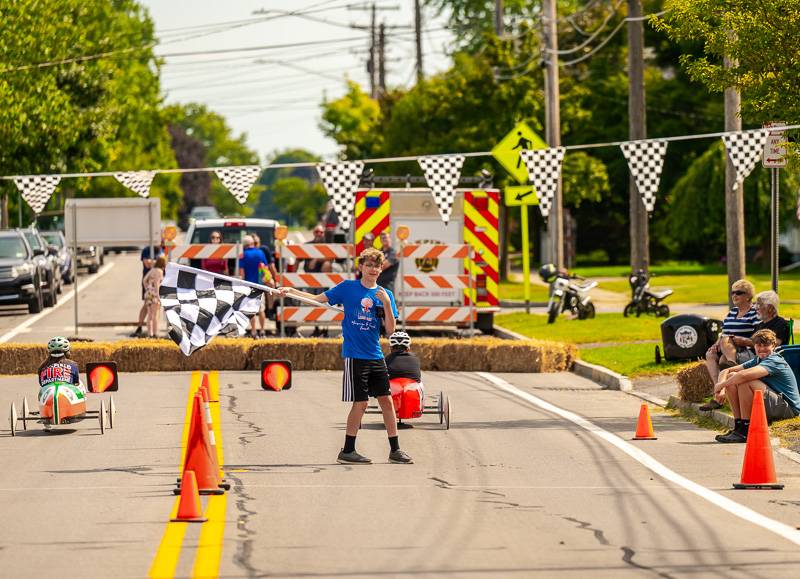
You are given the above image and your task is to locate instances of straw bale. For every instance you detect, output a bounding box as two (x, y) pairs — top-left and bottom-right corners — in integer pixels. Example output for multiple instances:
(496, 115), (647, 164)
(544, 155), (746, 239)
(677, 361), (713, 402)
(310, 339), (344, 371)
(248, 339), (324, 370)
(0, 343), (112, 375)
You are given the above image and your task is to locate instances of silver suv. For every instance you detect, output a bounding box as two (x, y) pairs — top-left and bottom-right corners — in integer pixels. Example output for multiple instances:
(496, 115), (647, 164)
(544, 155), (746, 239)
(182, 218), (279, 268)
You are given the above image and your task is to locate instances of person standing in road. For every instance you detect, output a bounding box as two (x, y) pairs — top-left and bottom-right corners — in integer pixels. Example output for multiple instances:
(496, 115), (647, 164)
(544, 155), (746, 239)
(200, 230), (228, 275)
(142, 256), (166, 338)
(377, 231), (399, 295)
(252, 233), (279, 337)
(278, 247), (413, 465)
(238, 235), (268, 339)
(130, 243), (164, 337)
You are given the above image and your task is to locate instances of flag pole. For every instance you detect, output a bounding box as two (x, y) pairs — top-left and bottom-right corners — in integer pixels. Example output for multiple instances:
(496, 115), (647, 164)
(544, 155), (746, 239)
(167, 263), (342, 311)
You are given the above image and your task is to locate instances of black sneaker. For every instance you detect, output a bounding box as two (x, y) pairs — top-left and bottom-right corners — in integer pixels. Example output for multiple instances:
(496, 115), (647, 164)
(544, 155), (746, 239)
(129, 327), (143, 338)
(337, 450), (372, 464)
(716, 430), (747, 443)
(388, 449), (413, 464)
(700, 400), (723, 411)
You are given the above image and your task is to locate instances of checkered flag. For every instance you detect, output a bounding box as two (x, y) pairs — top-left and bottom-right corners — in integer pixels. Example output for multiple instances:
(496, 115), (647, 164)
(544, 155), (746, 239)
(160, 264), (263, 356)
(621, 139), (668, 212)
(114, 171), (156, 198)
(418, 155), (465, 224)
(520, 147), (565, 218)
(214, 166), (262, 204)
(317, 161), (364, 231)
(722, 130), (768, 192)
(14, 176), (60, 214)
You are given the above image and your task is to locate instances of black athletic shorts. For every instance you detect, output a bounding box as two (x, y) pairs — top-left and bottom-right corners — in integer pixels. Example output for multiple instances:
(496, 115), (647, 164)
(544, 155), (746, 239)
(342, 358), (391, 402)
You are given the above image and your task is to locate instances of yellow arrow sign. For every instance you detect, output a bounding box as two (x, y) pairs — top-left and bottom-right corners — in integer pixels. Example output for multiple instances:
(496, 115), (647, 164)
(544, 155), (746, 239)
(491, 121), (547, 184)
(504, 185), (539, 207)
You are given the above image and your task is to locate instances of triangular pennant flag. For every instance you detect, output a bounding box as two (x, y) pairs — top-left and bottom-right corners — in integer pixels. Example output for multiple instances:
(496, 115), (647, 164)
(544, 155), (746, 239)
(520, 147), (566, 218)
(316, 161), (364, 231)
(14, 176), (61, 214)
(418, 155), (465, 224)
(621, 139), (668, 213)
(722, 130), (768, 193)
(213, 166), (262, 204)
(114, 171), (156, 198)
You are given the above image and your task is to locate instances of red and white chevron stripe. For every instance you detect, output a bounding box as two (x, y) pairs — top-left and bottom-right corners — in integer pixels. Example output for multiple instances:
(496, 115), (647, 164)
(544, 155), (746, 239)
(402, 307), (475, 323)
(403, 274), (470, 289)
(282, 244), (354, 259)
(276, 307), (345, 323)
(171, 244), (238, 260)
(400, 244), (469, 259)
(279, 273), (349, 288)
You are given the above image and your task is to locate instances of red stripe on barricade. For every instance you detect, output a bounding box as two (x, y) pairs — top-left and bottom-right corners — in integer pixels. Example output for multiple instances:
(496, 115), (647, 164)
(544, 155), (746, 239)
(182, 246), (204, 259)
(430, 275), (449, 288)
(406, 308), (427, 322)
(210, 246), (232, 259)
(404, 276), (424, 289)
(300, 274), (322, 287)
(436, 308), (458, 322)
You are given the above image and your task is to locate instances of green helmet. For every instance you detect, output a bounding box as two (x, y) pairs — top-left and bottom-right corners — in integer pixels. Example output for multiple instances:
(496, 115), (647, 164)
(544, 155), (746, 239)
(47, 336), (70, 358)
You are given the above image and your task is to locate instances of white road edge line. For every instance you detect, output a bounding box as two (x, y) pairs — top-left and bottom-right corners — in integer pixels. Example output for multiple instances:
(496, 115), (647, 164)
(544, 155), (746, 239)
(477, 371), (800, 547)
(0, 262), (116, 343)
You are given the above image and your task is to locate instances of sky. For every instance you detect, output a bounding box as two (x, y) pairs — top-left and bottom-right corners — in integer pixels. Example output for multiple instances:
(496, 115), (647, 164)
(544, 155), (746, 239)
(140, 0), (455, 162)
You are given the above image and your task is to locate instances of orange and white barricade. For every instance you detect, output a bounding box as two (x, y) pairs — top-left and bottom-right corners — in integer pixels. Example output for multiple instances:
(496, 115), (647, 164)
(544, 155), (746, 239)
(398, 243), (475, 331)
(171, 244), (239, 260)
(275, 243), (355, 336)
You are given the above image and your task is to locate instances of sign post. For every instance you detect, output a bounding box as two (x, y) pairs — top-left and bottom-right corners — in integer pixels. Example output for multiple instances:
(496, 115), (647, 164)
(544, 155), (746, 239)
(763, 122), (787, 293)
(504, 186), (539, 313)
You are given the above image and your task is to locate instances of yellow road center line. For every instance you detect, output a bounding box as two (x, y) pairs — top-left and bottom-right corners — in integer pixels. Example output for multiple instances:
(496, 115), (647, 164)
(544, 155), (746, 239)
(191, 371), (227, 578)
(149, 371), (202, 578)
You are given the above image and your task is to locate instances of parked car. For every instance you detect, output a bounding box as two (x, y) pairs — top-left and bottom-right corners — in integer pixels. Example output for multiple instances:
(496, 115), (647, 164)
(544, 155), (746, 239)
(0, 229), (47, 313)
(21, 227), (60, 306)
(76, 245), (103, 274)
(189, 206), (221, 221)
(40, 230), (74, 285)
(182, 218), (280, 271)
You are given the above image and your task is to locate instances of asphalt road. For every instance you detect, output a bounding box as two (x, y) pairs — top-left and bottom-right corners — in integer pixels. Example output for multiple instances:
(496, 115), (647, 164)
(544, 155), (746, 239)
(1, 370), (800, 578)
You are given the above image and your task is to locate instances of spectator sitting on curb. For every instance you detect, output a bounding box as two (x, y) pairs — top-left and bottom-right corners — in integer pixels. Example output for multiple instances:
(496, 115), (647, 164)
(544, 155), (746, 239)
(712, 329), (800, 443)
(701, 279), (759, 410)
(739, 290), (790, 348)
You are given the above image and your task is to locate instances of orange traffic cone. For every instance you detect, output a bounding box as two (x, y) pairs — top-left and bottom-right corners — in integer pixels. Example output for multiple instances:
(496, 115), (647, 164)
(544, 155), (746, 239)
(180, 394), (224, 495)
(201, 372), (218, 403)
(633, 403), (657, 440)
(171, 470), (207, 523)
(733, 390), (784, 490)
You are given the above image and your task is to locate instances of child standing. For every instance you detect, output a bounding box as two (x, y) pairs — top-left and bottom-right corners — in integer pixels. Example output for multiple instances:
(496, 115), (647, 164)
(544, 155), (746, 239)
(279, 247), (413, 464)
(142, 255), (166, 338)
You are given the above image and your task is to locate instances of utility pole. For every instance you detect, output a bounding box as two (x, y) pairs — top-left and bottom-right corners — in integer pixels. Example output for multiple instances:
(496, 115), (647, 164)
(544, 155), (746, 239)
(724, 52), (745, 302)
(378, 23), (387, 96)
(628, 0), (648, 271)
(414, 0), (424, 82)
(543, 0), (563, 269)
(348, 3), (400, 100)
(495, 0), (504, 36)
(369, 3), (377, 99)
(495, 0), (511, 280)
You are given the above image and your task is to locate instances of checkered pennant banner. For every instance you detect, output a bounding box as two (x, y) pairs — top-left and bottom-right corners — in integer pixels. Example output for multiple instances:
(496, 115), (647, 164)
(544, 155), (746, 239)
(722, 130), (769, 192)
(520, 147), (566, 218)
(160, 263), (263, 356)
(214, 165), (262, 204)
(114, 171), (156, 198)
(621, 139), (668, 212)
(418, 155), (465, 224)
(14, 176), (60, 214)
(316, 161), (364, 231)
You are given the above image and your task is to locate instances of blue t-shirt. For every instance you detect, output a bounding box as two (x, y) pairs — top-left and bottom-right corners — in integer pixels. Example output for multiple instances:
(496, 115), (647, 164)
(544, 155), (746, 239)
(239, 247), (267, 284)
(743, 353), (800, 415)
(324, 280), (398, 360)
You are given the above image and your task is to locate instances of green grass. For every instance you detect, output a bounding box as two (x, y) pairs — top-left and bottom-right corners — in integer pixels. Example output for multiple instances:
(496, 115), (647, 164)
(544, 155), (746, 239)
(578, 343), (694, 378)
(571, 262), (726, 278)
(495, 312), (663, 344)
(499, 280), (550, 302)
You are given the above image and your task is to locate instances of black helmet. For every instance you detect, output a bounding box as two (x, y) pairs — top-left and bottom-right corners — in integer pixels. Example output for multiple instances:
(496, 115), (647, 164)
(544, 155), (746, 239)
(539, 263), (557, 283)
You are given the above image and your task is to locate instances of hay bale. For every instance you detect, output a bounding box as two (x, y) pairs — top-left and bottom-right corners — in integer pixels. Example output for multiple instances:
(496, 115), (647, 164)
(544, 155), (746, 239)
(311, 339), (344, 371)
(0, 343), (112, 375)
(677, 361), (713, 402)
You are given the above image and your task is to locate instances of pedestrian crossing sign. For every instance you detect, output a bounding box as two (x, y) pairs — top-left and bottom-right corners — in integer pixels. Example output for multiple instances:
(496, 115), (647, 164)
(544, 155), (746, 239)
(492, 121), (547, 184)
(504, 185), (539, 207)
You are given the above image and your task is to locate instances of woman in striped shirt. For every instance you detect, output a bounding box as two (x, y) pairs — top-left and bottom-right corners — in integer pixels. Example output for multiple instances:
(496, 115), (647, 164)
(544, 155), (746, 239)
(705, 279), (759, 384)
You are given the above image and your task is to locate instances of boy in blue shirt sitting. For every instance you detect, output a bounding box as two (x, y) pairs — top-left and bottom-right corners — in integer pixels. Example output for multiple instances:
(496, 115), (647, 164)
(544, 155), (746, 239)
(713, 329), (800, 443)
(278, 247), (413, 465)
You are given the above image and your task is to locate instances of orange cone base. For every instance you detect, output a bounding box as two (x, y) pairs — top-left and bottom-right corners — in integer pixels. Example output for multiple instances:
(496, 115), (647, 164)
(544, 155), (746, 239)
(633, 435), (658, 440)
(733, 482), (784, 490)
(171, 515), (207, 523)
(173, 486), (225, 496)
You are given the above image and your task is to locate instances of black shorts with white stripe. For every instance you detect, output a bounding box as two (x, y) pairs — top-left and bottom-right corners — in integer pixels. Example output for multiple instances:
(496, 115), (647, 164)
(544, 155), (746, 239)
(342, 358), (391, 402)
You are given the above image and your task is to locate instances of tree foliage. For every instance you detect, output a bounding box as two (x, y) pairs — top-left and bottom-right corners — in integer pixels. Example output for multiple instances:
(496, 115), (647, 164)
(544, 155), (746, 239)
(0, 0), (179, 224)
(255, 149), (322, 223)
(272, 177), (328, 228)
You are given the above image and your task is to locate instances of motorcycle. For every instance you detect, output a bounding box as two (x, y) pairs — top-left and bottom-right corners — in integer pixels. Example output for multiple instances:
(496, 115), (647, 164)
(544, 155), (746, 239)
(623, 269), (672, 318)
(539, 264), (598, 324)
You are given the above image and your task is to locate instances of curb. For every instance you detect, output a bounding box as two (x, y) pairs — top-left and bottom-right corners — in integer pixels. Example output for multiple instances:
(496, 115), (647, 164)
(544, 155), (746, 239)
(572, 360), (632, 391)
(492, 324), (531, 341)
(666, 395), (735, 429)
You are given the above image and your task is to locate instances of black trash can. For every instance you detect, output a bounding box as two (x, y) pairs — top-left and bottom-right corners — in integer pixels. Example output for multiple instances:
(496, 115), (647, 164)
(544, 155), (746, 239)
(660, 314), (723, 361)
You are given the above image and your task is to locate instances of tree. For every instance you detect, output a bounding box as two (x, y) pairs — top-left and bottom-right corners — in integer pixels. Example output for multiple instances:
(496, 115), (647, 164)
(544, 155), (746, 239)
(655, 0), (800, 123)
(165, 103), (261, 222)
(320, 81), (382, 161)
(272, 177), (328, 228)
(0, 0), (179, 225)
(255, 149), (322, 223)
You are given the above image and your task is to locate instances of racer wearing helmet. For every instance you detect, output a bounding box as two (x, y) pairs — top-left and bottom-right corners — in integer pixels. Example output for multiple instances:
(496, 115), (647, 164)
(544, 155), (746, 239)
(38, 336), (83, 392)
(385, 331), (421, 383)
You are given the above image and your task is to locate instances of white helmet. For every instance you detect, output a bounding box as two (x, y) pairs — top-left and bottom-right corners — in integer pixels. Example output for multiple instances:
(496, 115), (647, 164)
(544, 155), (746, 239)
(47, 336), (70, 358)
(389, 331), (411, 348)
